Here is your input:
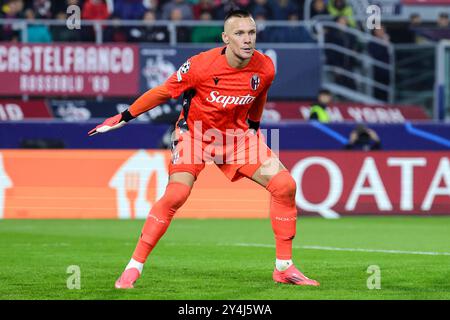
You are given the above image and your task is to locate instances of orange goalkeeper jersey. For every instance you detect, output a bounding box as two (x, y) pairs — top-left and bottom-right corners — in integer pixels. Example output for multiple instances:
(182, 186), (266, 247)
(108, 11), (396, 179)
(164, 46), (275, 134)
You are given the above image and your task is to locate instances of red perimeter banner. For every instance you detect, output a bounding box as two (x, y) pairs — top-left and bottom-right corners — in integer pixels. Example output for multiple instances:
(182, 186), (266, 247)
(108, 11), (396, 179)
(0, 43), (139, 97)
(0, 150), (448, 219)
(264, 101), (430, 123)
(0, 99), (52, 120)
(281, 151), (450, 218)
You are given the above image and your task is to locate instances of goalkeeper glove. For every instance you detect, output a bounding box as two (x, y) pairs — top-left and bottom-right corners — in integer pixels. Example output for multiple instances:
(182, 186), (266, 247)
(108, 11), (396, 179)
(88, 110), (135, 136)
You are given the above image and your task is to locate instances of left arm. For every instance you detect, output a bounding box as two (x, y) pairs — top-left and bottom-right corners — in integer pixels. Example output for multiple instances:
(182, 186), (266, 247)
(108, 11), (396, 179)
(247, 56), (275, 132)
(247, 86), (269, 132)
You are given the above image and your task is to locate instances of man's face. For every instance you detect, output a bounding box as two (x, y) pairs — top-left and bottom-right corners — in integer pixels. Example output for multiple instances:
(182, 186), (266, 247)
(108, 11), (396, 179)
(222, 16), (257, 61)
(410, 16), (421, 25)
(145, 12), (155, 21)
(337, 16), (348, 26)
(170, 8), (183, 21)
(314, 0), (325, 10)
(438, 16), (449, 28)
(318, 93), (331, 105)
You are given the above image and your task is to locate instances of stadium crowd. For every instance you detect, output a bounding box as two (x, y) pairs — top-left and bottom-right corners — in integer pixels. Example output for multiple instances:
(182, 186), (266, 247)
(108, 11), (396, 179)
(0, 0), (449, 44)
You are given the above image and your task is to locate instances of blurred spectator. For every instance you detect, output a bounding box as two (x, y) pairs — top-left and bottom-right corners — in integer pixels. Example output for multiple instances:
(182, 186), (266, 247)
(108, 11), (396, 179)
(286, 13), (314, 42)
(0, 0), (25, 42)
(170, 7), (191, 42)
(254, 10), (271, 42)
(345, 124), (381, 151)
(402, 13), (427, 44)
(410, 13), (421, 27)
(310, 0), (328, 18)
(191, 11), (222, 43)
(236, 0), (251, 9)
(1, 0), (24, 17)
(213, 0), (251, 18)
(325, 15), (358, 90)
(51, 0), (76, 18)
(104, 15), (129, 42)
(269, 13), (314, 42)
(294, 0), (305, 18)
(415, 12), (450, 42)
(112, 0), (148, 20)
(309, 88), (331, 123)
(368, 25), (391, 101)
(51, 11), (82, 42)
(327, 0), (356, 28)
(403, 13), (422, 43)
(250, 0), (272, 19)
(24, 8), (52, 42)
(82, 0), (110, 20)
(264, 0), (307, 42)
(192, 0), (216, 20)
(437, 12), (449, 28)
(129, 10), (169, 43)
(81, 0), (110, 42)
(32, 0), (52, 19)
(162, 0), (194, 20)
(213, 0), (241, 20)
(268, 0), (298, 20)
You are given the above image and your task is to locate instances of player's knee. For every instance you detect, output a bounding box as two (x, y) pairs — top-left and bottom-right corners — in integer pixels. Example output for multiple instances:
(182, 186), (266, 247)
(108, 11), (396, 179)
(266, 170), (297, 202)
(159, 182), (192, 211)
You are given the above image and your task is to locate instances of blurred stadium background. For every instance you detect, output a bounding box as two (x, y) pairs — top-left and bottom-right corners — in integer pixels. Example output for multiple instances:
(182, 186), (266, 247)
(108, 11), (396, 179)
(0, 0), (449, 300)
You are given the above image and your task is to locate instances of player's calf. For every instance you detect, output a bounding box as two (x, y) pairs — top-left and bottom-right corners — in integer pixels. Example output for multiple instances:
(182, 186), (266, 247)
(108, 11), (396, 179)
(266, 170), (297, 260)
(115, 181), (192, 289)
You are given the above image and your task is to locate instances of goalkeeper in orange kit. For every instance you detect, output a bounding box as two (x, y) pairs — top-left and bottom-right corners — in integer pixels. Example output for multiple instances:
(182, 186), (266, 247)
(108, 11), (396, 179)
(89, 9), (319, 288)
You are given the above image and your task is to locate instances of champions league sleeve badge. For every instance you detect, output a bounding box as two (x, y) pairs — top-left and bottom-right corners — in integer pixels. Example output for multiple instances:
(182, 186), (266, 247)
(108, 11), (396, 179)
(177, 60), (191, 82)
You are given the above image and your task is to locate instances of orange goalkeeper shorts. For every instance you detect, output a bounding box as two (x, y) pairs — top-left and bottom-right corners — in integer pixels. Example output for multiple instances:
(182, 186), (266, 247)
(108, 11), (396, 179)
(168, 127), (273, 182)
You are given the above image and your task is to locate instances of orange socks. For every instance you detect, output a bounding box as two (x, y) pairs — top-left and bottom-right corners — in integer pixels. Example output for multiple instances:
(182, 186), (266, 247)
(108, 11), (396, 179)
(265, 170), (298, 260)
(131, 171), (297, 263)
(132, 182), (191, 263)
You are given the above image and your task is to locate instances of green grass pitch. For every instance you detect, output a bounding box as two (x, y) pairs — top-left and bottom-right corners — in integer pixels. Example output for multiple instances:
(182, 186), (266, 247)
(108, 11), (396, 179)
(0, 217), (449, 300)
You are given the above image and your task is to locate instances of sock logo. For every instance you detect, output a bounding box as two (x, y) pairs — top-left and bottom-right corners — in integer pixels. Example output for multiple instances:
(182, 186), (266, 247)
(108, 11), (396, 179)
(274, 216), (297, 221)
(149, 214), (166, 224)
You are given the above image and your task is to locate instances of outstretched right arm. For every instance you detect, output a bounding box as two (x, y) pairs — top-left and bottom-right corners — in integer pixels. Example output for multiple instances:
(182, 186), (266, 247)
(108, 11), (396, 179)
(88, 85), (172, 136)
(88, 55), (199, 136)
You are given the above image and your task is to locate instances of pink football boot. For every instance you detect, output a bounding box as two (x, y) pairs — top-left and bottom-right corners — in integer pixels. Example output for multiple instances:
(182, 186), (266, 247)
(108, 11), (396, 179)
(115, 268), (140, 289)
(273, 265), (320, 286)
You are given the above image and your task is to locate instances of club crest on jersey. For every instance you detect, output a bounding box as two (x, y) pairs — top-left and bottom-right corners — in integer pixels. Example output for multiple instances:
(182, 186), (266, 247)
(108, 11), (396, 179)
(250, 74), (260, 90)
